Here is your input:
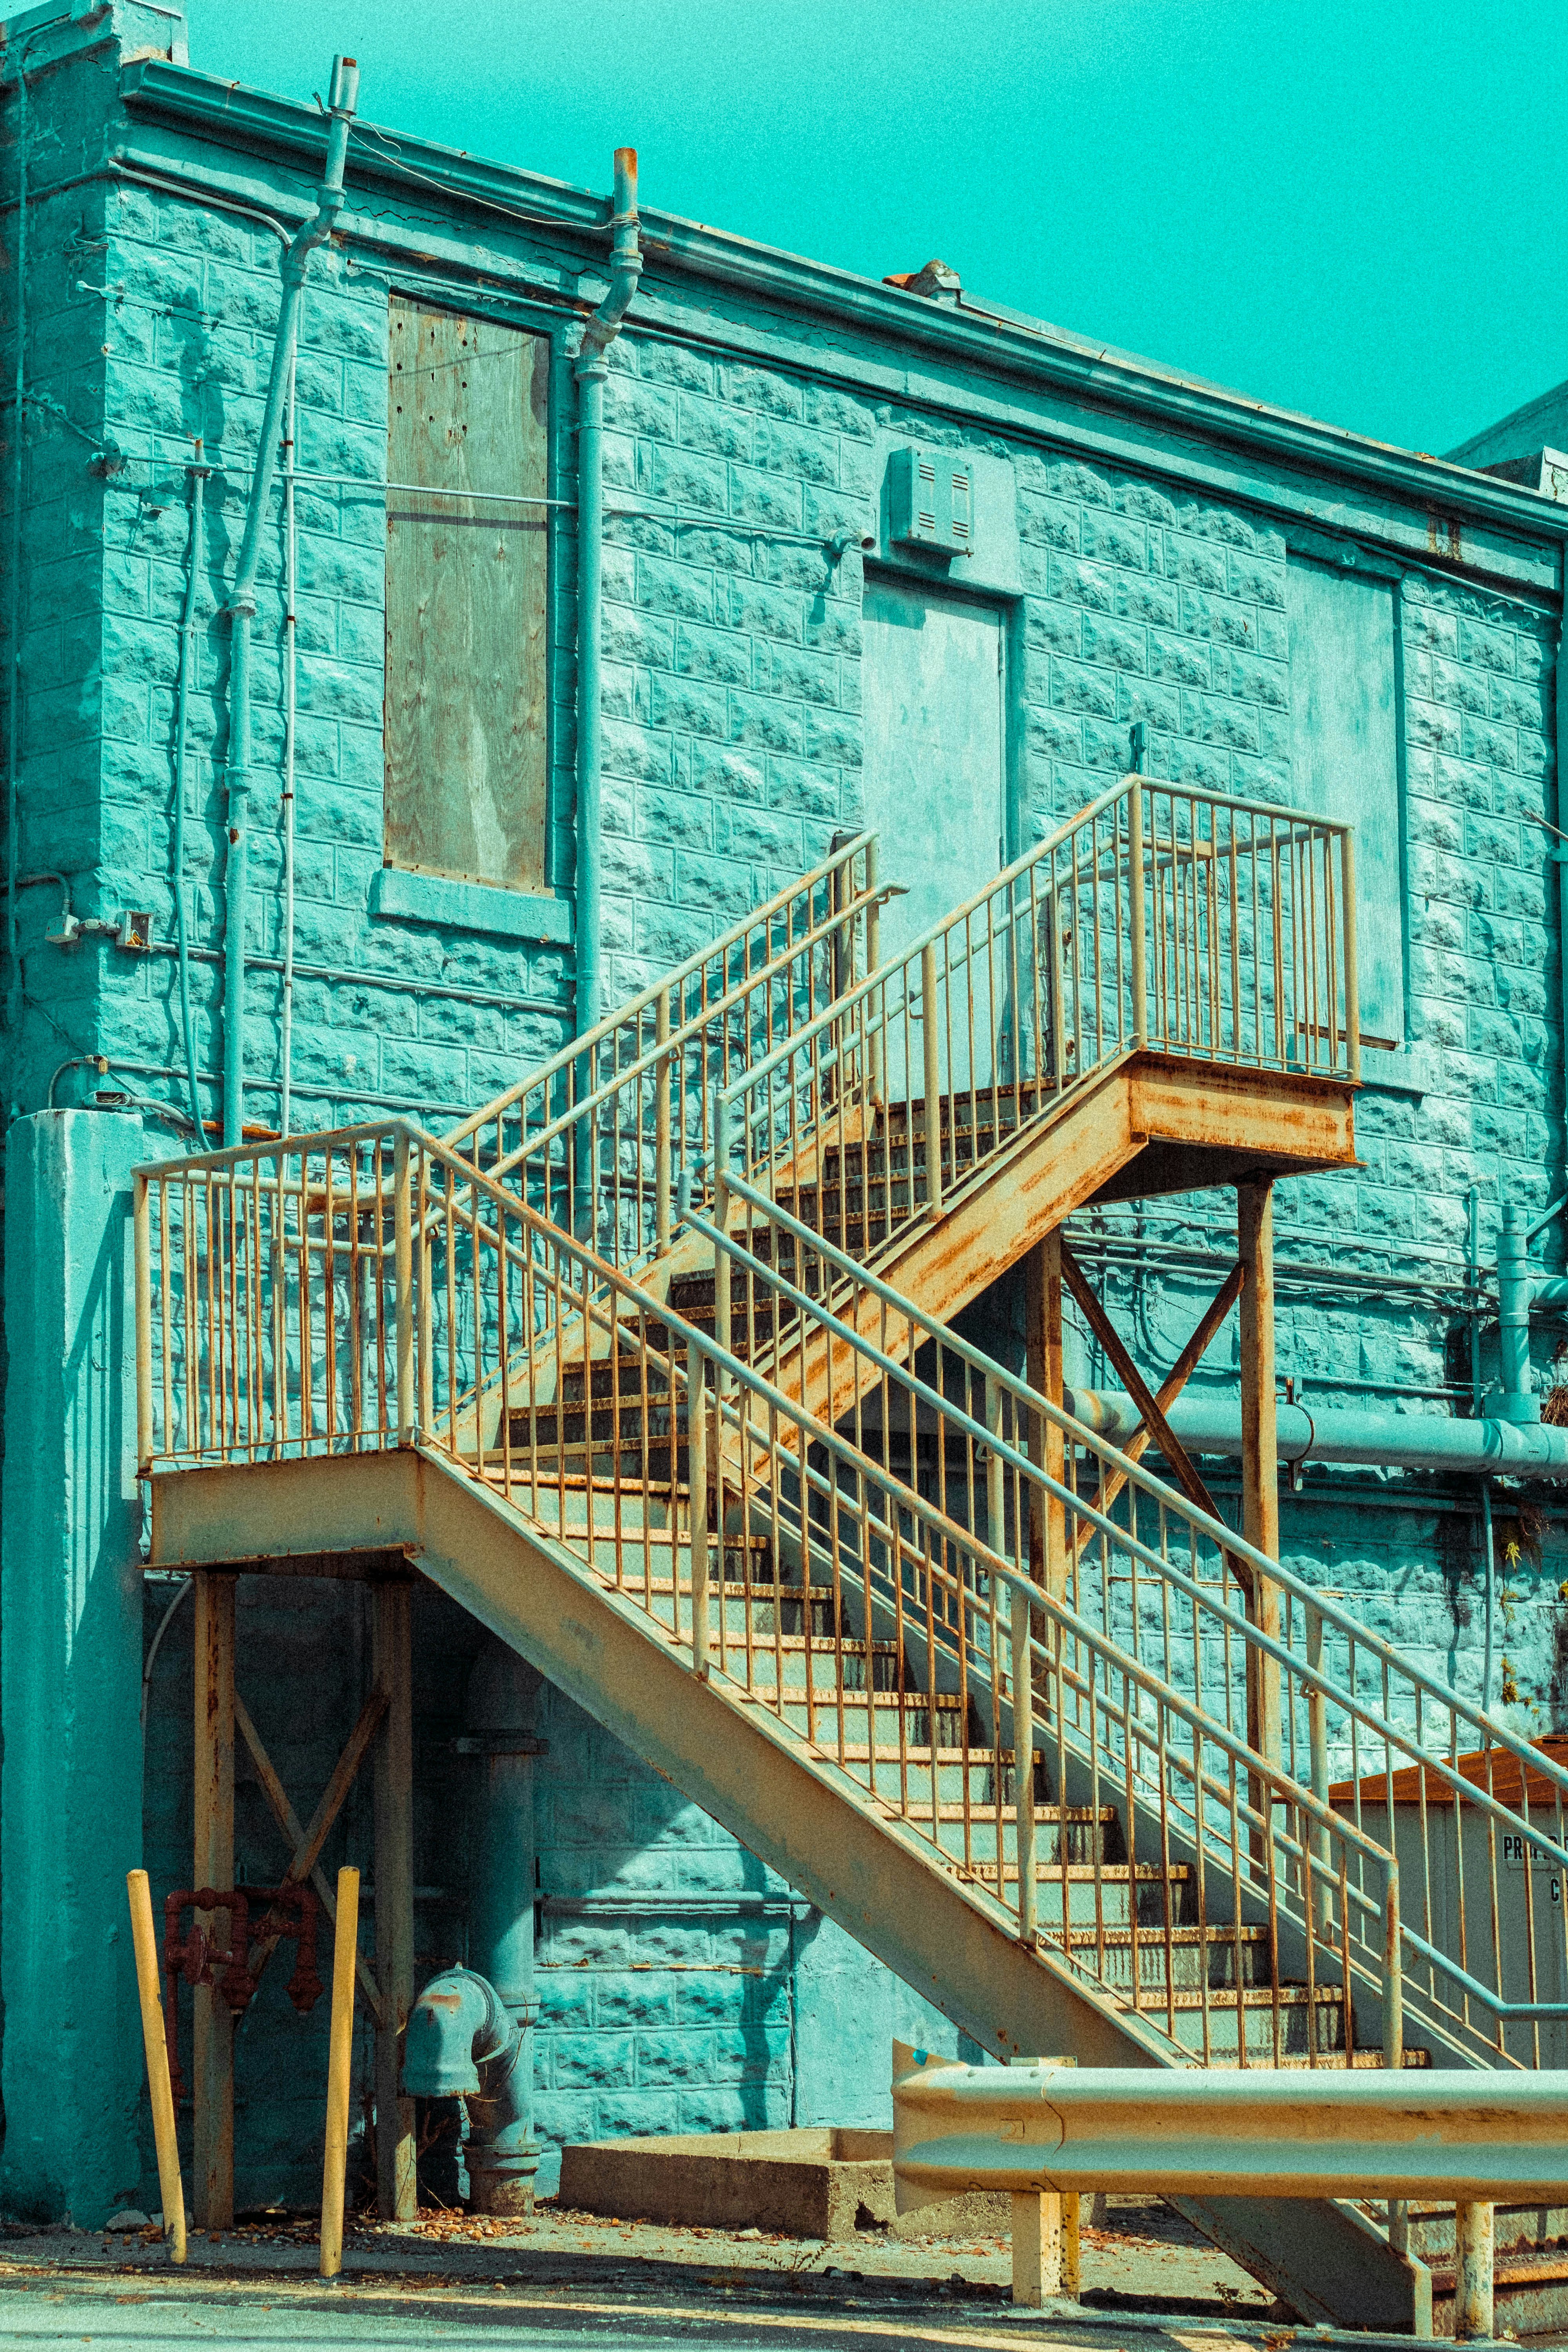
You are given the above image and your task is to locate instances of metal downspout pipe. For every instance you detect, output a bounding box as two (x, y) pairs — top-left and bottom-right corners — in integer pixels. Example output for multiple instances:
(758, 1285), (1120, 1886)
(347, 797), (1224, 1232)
(220, 54), (358, 1145)
(573, 147), (641, 1043)
(457, 1639), (543, 2214)
(172, 444), (209, 1141)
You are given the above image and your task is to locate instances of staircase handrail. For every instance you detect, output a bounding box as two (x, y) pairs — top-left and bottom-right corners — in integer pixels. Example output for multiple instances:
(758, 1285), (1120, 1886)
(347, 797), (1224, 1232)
(470, 873), (884, 1190)
(720, 773), (1357, 1147)
(135, 1117), (1408, 2074)
(718, 1171), (1568, 1829)
(677, 1184), (1564, 2065)
(443, 828), (878, 1159)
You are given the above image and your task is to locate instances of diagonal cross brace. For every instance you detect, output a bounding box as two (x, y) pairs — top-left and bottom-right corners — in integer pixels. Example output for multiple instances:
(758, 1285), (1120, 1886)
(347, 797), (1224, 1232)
(234, 1688), (386, 2025)
(1071, 1255), (1246, 1544)
(1057, 1237), (1234, 1536)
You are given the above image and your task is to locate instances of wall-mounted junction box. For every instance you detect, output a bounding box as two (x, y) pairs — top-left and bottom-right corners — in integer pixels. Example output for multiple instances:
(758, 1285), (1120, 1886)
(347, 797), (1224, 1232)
(888, 445), (973, 556)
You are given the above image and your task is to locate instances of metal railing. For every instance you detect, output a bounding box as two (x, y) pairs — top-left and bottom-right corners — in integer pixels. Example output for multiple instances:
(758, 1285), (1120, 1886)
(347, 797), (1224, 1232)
(444, 830), (881, 1270)
(138, 1120), (1408, 2076)
(714, 775), (1357, 1276)
(711, 1173), (1568, 2071)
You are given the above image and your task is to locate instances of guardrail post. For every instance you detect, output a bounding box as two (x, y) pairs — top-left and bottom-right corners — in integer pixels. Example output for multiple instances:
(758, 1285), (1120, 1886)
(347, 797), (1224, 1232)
(393, 1130), (414, 1446)
(1128, 778), (1148, 1050)
(1455, 2200), (1494, 2339)
(1011, 2190), (1062, 2306)
(921, 940), (942, 1216)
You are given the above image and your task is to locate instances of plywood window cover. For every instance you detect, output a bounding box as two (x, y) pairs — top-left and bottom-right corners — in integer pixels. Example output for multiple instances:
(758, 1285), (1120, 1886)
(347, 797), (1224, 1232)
(383, 300), (551, 897)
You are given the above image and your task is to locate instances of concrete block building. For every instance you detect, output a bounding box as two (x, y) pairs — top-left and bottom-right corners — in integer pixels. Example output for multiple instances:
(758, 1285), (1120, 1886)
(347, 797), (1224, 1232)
(5, 0), (1568, 2298)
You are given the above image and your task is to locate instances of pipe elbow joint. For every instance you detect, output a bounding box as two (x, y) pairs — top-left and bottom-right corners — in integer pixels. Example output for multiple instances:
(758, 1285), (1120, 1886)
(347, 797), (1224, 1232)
(403, 1966), (511, 2099)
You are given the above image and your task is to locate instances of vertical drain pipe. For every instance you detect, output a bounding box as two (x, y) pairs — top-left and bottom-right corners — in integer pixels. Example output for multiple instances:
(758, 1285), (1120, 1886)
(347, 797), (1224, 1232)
(279, 349), (299, 1138)
(5, 39), (29, 1072)
(221, 54), (358, 1145)
(572, 147), (641, 1042)
(172, 443), (209, 1140)
(460, 1639), (544, 2214)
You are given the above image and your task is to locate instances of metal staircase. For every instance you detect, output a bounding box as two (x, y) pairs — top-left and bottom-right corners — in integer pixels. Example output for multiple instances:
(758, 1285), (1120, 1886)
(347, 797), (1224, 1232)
(134, 781), (1568, 2333)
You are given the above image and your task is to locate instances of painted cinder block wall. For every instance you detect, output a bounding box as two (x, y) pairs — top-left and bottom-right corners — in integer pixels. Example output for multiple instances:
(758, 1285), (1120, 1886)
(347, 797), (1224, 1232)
(5, 0), (1568, 2214)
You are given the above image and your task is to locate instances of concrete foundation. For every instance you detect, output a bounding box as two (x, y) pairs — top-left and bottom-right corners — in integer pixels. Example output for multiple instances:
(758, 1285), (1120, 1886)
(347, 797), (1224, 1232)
(558, 2126), (1008, 2240)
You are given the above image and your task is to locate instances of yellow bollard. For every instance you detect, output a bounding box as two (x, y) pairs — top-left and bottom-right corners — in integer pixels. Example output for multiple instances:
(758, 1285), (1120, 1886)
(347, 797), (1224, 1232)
(319, 1865), (360, 2279)
(125, 1870), (187, 2263)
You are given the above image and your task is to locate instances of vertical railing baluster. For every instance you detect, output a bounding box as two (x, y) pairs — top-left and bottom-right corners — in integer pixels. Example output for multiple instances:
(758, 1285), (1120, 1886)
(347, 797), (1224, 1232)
(1128, 778), (1147, 1049)
(394, 1130), (413, 1445)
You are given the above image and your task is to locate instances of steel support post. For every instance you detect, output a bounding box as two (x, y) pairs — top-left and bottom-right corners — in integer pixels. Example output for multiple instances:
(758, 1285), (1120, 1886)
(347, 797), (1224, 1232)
(1025, 1232), (1066, 1602)
(1455, 2200), (1494, 2339)
(373, 1580), (416, 2220)
(1238, 1179), (1282, 1854)
(192, 1570), (236, 2229)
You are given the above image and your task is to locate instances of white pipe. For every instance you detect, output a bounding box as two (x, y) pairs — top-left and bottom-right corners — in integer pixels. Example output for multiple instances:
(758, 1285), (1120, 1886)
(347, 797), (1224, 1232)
(279, 343), (298, 1138)
(1064, 1385), (1568, 1478)
(572, 147), (641, 1042)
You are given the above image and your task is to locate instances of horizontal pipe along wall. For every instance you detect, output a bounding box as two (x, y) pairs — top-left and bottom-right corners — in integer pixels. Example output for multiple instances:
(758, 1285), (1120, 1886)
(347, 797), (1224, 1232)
(6, 0), (1568, 2198)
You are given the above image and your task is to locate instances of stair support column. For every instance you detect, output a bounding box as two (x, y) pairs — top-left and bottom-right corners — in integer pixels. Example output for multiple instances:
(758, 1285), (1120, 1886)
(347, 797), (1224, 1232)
(1025, 1234), (1066, 1602)
(373, 1579), (416, 2220)
(192, 1568), (236, 2230)
(1238, 1181), (1282, 1851)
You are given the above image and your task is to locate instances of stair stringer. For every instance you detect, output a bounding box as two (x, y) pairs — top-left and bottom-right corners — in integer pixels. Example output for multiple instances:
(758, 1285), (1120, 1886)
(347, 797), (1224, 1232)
(753, 1054), (1356, 1439)
(149, 1445), (1427, 2332)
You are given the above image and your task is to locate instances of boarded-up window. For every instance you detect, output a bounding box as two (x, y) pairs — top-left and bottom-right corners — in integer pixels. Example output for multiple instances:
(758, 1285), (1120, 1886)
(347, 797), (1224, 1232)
(384, 301), (550, 893)
(1287, 557), (1403, 1046)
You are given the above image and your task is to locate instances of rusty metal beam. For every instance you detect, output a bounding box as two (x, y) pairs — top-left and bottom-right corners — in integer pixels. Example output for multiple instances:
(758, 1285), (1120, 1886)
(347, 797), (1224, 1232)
(1076, 1258), (1246, 1541)
(1057, 1239), (1226, 1528)
(1239, 1178), (1283, 1791)
(1025, 1234), (1065, 1601)
(192, 1570), (235, 2231)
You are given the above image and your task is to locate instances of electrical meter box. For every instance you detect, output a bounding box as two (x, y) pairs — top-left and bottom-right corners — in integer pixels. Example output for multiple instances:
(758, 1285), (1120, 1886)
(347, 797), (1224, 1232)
(888, 445), (973, 556)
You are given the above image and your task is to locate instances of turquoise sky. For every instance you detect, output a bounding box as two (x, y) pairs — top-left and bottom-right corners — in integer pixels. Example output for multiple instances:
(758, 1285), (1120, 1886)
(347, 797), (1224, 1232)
(189, 0), (1566, 461)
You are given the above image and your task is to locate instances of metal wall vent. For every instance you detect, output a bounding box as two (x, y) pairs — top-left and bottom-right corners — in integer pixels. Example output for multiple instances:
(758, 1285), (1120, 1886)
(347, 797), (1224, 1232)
(889, 445), (974, 555)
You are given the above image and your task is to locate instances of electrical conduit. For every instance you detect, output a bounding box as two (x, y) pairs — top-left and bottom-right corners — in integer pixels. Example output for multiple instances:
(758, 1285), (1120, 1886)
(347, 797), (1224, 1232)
(221, 54), (358, 1145)
(573, 147), (641, 1041)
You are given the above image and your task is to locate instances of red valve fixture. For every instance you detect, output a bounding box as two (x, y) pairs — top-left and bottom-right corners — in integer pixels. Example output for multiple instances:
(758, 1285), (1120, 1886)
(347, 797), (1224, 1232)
(161, 1884), (322, 2101)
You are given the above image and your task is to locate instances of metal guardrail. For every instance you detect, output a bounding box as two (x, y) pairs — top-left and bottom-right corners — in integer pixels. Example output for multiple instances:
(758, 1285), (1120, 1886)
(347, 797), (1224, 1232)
(891, 2040), (1568, 2201)
(891, 2042), (1556, 2332)
(715, 773), (1357, 1281)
